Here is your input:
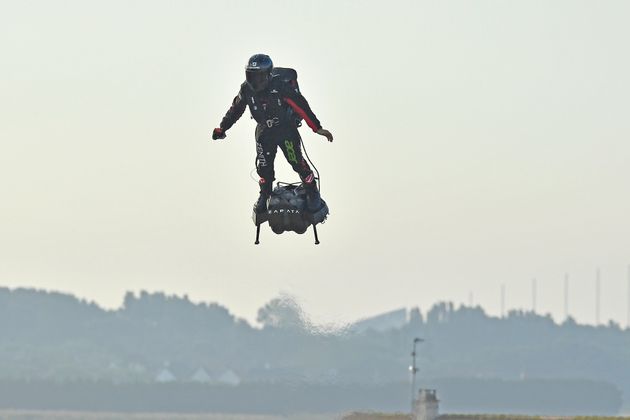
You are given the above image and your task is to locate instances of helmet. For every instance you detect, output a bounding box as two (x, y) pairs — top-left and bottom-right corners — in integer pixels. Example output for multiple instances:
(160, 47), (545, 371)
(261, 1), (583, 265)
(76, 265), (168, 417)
(245, 54), (273, 92)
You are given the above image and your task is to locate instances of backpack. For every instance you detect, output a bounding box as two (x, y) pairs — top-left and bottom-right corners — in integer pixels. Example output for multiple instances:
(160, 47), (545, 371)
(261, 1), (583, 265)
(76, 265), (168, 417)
(272, 67), (303, 127)
(272, 67), (300, 90)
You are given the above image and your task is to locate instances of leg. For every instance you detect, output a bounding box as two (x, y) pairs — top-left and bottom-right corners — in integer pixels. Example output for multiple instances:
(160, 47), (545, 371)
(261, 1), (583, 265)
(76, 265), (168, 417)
(278, 131), (315, 184)
(254, 133), (277, 213)
(279, 132), (321, 211)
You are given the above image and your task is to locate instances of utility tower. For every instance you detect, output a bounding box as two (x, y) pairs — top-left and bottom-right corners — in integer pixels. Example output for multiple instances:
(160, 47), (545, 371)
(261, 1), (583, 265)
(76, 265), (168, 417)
(410, 337), (424, 414)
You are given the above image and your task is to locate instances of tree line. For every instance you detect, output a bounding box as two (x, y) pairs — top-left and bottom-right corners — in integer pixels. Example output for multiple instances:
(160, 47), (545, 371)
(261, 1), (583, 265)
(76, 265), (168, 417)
(0, 287), (628, 414)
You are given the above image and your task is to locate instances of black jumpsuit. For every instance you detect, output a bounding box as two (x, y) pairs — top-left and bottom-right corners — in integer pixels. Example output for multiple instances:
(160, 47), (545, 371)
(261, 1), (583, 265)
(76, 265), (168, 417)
(218, 75), (323, 194)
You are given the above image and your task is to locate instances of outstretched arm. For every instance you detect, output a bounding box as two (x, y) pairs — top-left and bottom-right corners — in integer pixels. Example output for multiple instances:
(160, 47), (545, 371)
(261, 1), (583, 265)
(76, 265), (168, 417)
(282, 83), (333, 142)
(212, 85), (247, 140)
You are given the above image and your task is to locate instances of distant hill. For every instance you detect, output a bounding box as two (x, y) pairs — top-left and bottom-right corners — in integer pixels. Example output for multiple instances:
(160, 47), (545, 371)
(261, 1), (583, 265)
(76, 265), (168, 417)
(0, 287), (628, 414)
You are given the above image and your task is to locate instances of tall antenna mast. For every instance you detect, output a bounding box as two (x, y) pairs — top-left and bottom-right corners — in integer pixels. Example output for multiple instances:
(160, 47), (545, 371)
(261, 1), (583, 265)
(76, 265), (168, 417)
(627, 265), (630, 329)
(501, 284), (506, 318)
(564, 273), (569, 320)
(532, 278), (537, 313)
(595, 268), (601, 326)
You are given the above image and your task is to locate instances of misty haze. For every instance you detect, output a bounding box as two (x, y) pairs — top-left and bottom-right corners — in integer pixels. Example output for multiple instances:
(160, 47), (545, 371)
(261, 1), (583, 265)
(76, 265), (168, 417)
(1, 0), (630, 418)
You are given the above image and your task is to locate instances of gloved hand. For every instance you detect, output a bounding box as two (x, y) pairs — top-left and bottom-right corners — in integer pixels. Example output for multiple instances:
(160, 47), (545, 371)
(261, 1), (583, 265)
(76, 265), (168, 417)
(316, 128), (333, 142)
(212, 128), (226, 140)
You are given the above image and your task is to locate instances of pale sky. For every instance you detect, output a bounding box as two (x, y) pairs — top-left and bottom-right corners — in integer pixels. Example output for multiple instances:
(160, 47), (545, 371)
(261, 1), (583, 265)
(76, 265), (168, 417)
(1, 0), (629, 327)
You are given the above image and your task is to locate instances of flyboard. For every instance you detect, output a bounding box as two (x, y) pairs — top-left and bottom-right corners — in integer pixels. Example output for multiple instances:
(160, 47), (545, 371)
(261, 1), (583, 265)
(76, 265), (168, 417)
(252, 182), (329, 245)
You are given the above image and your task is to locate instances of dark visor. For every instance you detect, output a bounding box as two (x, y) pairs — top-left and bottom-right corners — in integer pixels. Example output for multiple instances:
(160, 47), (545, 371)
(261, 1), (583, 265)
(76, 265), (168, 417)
(246, 71), (269, 92)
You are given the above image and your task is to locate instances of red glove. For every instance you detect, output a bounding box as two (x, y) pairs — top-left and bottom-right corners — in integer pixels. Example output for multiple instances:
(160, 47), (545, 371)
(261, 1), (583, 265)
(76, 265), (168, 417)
(316, 128), (333, 142)
(212, 128), (226, 140)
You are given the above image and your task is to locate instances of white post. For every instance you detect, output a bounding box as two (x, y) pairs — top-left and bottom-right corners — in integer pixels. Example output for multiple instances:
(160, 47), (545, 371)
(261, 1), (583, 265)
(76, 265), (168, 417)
(414, 389), (439, 420)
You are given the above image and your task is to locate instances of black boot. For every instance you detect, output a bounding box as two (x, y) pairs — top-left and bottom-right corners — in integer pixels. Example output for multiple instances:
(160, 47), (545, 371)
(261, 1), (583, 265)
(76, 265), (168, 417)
(254, 183), (272, 214)
(304, 182), (322, 212)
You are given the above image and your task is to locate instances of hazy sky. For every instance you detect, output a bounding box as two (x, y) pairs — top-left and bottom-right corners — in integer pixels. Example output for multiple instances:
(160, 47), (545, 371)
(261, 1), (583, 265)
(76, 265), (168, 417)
(1, 0), (629, 327)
